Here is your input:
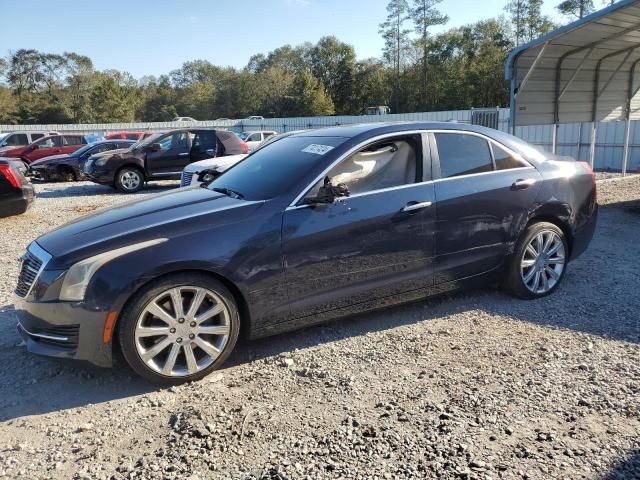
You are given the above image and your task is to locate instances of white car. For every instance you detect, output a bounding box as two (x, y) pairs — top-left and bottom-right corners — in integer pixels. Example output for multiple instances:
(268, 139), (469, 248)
(180, 131), (304, 187)
(180, 154), (247, 187)
(238, 130), (277, 152)
(173, 116), (197, 122)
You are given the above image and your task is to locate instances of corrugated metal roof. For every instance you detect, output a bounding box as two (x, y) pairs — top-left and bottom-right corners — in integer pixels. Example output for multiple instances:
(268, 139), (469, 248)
(506, 0), (640, 128)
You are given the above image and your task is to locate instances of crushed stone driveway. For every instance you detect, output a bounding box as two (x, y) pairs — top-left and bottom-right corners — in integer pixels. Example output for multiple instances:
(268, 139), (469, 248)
(0, 178), (639, 480)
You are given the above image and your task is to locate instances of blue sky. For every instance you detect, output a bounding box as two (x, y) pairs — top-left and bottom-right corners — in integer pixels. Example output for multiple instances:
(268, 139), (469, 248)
(0, 0), (559, 78)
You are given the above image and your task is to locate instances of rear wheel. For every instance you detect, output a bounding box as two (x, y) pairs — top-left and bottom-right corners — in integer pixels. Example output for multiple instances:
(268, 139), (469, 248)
(116, 167), (144, 193)
(505, 222), (568, 299)
(118, 273), (240, 385)
(58, 167), (76, 182)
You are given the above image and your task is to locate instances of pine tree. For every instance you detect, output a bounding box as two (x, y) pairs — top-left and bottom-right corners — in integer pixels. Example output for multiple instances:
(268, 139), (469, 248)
(409, 0), (448, 109)
(556, 0), (595, 19)
(379, 0), (412, 113)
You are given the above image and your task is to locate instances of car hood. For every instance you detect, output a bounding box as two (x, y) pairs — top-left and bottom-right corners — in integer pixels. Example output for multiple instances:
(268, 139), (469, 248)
(36, 187), (265, 262)
(184, 154), (247, 173)
(30, 154), (72, 166)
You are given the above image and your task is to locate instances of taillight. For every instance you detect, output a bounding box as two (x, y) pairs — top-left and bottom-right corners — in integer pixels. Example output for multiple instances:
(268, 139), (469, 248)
(241, 142), (249, 154)
(578, 161), (597, 201)
(0, 164), (22, 188)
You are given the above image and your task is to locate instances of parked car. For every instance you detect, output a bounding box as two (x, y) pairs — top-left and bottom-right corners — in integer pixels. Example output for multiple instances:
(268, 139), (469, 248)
(0, 131), (54, 154)
(29, 140), (136, 182)
(105, 132), (153, 141)
(238, 130), (277, 152)
(173, 117), (197, 122)
(180, 131), (304, 187)
(13, 123), (598, 384)
(365, 106), (391, 115)
(84, 129), (248, 193)
(1, 134), (99, 167)
(0, 159), (34, 218)
(245, 115), (264, 120)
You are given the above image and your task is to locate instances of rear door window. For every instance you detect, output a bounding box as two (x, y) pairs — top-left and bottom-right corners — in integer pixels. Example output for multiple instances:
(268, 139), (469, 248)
(435, 133), (493, 178)
(63, 136), (84, 146)
(491, 143), (530, 170)
(6, 134), (28, 146)
(31, 133), (45, 141)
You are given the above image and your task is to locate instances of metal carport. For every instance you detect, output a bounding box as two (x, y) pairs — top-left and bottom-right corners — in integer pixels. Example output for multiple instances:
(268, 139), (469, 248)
(505, 0), (640, 174)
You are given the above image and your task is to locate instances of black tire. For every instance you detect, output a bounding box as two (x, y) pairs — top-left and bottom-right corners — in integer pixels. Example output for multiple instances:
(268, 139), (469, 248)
(115, 166), (144, 193)
(58, 167), (76, 182)
(504, 222), (569, 299)
(118, 273), (240, 385)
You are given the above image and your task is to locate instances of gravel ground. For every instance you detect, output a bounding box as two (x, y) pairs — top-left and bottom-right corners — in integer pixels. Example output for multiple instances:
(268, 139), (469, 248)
(0, 178), (639, 480)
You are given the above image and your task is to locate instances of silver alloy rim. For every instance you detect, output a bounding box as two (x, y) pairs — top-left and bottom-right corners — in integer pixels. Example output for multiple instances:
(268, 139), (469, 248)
(121, 170), (141, 190)
(520, 230), (566, 295)
(134, 286), (231, 377)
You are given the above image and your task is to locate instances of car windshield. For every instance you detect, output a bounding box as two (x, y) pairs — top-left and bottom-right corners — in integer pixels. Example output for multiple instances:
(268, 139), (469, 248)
(132, 133), (163, 149)
(238, 132), (250, 141)
(0, 133), (8, 142)
(72, 143), (101, 157)
(207, 136), (347, 200)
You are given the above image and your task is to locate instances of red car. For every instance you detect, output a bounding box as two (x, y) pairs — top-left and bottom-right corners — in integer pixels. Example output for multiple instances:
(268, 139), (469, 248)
(1, 134), (94, 165)
(105, 131), (154, 141)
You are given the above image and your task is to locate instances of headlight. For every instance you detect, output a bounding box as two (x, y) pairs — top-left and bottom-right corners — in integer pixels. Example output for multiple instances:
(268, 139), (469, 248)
(59, 238), (167, 301)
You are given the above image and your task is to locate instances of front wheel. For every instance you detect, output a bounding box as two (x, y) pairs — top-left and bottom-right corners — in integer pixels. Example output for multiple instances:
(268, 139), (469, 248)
(116, 167), (144, 193)
(504, 222), (568, 299)
(118, 274), (240, 385)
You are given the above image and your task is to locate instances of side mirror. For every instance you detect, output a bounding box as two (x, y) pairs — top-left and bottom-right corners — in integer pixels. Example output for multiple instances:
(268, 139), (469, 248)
(303, 177), (350, 206)
(149, 143), (162, 152)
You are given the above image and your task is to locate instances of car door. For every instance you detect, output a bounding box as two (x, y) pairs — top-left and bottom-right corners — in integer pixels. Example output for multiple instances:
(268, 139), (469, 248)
(190, 130), (218, 162)
(246, 132), (262, 152)
(146, 131), (191, 175)
(431, 131), (542, 284)
(282, 133), (436, 321)
(24, 136), (64, 161)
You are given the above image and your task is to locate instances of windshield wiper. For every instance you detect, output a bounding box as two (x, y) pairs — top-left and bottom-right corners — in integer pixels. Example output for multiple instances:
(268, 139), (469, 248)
(212, 187), (244, 199)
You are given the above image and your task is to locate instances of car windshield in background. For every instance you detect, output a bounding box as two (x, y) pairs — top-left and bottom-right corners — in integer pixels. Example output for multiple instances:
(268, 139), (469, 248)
(238, 132), (250, 141)
(207, 136), (346, 200)
(73, 143), (100, 157)
(0, 133), (8, 142)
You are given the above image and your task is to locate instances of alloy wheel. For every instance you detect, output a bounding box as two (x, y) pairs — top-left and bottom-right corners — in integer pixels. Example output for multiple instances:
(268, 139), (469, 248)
(520, 230), (566, 295)
(134, 286), (231, 377)
(120, 170), (141, 191)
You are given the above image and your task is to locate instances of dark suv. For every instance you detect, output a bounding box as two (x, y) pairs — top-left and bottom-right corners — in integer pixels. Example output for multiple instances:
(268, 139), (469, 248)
(84, 129), (248, 193)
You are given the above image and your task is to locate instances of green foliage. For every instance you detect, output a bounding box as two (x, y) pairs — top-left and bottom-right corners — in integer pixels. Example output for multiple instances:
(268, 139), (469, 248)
(0, 6), (556, 124)
(556, 0), (595, 18)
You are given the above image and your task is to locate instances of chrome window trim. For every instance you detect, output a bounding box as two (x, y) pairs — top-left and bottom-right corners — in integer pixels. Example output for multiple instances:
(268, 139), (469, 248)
(21, 242), (52, 298)
(288, 129), (534, 209)
(288, 130), (428, 208)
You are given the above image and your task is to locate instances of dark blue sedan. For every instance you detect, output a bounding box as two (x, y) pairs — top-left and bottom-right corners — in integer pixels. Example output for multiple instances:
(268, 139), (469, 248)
(29, 139), (136, 182)
(14, 123), (597, 384)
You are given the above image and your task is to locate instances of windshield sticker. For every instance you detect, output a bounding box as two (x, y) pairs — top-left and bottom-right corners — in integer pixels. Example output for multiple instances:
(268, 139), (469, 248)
(302, 144), (334, 155)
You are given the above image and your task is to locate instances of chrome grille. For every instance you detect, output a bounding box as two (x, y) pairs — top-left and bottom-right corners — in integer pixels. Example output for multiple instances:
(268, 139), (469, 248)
(15, 243), (49, 298)
(180, 171), (194, 187)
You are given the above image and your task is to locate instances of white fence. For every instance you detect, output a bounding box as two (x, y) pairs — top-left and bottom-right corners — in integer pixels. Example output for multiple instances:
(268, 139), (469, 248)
(2, 108), (639, 172)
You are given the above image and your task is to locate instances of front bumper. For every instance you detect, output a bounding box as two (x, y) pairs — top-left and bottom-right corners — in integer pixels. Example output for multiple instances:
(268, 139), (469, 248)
(0, 184), (35, 218)
(14, 296), (114, 367)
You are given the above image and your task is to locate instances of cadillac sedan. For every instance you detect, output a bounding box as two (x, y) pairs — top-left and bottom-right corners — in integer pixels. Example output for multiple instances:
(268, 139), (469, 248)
(14, 123), (597, 384)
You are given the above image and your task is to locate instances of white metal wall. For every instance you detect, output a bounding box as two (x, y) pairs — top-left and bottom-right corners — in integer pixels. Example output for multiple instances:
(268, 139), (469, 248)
(2, 108), (638, 172)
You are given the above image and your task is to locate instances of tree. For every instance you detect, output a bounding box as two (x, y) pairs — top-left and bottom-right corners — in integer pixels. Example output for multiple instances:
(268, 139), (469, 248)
(409, 0), (448, 109)
(290, 71), (335, 116)
(556, 0), (595, 18)
(379, 0), (412, 112)
(505, 0), (555, 46)
(309, 36), (357, 114)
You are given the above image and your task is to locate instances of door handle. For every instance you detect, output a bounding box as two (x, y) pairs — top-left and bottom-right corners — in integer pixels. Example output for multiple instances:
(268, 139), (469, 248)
(511, 178), (536, 190)
(401, 201), (432, 213)
(178, 152), (190, 156)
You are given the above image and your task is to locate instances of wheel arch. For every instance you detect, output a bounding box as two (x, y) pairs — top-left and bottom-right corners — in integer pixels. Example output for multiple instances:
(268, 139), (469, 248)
(525, 214), (574, 258)
(111, 268), (251, 355)
(116, 163), (146, 181)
